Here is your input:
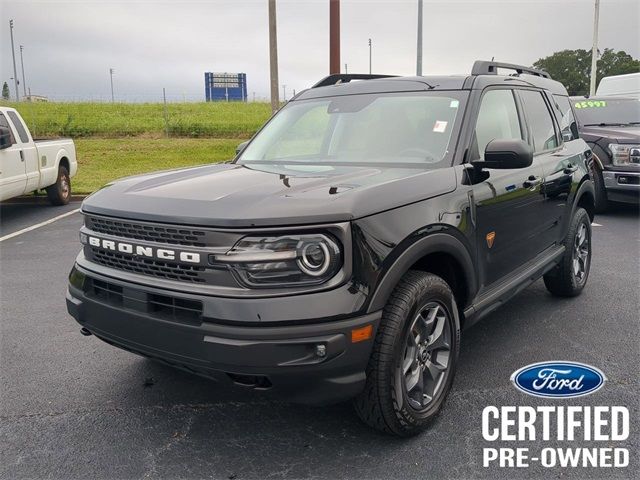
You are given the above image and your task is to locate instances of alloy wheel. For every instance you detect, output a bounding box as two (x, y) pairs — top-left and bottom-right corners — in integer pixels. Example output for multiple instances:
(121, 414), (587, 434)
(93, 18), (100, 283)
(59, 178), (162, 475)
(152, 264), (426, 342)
(573, 222), (590, 283)
(401, 301), (452, 410)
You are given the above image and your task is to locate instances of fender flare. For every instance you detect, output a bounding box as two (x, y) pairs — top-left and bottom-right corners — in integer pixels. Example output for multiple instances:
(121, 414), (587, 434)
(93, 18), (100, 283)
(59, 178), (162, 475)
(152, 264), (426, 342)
(572, 177), (596, 219)
(367, 232), (477, 313)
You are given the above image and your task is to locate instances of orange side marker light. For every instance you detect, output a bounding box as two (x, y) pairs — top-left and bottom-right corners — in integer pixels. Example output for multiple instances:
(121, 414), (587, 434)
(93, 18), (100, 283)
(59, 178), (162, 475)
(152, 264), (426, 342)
(351, 324), (373, 343)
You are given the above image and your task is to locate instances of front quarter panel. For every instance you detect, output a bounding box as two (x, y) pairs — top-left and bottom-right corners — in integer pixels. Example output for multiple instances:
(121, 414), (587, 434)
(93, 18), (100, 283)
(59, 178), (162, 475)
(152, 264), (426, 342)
(353, 174), (477, 313)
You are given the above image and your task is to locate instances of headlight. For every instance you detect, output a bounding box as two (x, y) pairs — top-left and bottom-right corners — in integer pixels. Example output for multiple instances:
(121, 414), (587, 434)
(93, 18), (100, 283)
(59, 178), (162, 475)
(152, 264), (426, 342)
(212, 234), (342, 288)
(608, 144), (640, 166)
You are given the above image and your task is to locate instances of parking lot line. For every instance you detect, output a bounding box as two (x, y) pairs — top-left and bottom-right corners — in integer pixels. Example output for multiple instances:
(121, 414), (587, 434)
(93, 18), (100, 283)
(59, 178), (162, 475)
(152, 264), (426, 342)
(0, 208), (81, 242)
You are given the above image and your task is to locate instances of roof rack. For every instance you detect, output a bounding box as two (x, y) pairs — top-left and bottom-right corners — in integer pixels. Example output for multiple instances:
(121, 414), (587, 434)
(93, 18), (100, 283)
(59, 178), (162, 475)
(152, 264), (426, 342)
(312, 73), (398, 88)
(471, 61), (551, 79)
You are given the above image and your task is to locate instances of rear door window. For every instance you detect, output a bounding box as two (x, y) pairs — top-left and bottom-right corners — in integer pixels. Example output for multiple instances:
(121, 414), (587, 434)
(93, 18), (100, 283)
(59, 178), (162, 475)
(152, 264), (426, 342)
(551, 95), (579, 142)
(519, 90), (558, 153)
(6, 111), (30, 143)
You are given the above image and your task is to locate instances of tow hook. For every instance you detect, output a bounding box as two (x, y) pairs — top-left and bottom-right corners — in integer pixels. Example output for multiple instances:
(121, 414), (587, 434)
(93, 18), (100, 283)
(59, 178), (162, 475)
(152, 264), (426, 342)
(80, 327), (92, 337)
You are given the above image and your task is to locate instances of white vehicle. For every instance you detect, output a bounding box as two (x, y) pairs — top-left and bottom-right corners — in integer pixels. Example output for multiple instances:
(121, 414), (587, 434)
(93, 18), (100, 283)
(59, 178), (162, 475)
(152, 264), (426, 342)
(0, 107), (77, 205)
(596, 72), (640, 98)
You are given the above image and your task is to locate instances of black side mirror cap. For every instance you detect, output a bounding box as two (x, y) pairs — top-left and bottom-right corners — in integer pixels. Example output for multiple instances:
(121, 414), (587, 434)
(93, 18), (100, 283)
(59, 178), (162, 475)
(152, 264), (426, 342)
(472, 139), (533, 170)
(235, 141), (249, 156)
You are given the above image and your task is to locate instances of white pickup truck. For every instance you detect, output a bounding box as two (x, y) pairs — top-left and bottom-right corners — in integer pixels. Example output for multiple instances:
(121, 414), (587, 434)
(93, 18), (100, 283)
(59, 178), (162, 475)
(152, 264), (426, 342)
(0, 107), (77, 205)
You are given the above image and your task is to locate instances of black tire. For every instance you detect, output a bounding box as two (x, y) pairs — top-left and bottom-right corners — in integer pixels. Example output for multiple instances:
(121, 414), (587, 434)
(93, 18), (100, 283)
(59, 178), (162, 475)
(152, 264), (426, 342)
(592, 161), (608, 214)
(543, 207), (592, 297)
(354, 271), (460, 436)
(46, 165), (71, 206)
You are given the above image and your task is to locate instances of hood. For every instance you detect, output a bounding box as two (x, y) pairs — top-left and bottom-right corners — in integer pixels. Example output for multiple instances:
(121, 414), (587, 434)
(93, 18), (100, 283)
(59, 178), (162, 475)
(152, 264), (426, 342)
(81, 162), (457, 227)
(579, 125), (640, 144)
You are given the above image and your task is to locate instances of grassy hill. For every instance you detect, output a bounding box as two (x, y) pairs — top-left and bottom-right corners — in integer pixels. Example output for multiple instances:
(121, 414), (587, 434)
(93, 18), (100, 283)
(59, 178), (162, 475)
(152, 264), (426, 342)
(0, 101), (273, 193)
(1, 101), (271, 138)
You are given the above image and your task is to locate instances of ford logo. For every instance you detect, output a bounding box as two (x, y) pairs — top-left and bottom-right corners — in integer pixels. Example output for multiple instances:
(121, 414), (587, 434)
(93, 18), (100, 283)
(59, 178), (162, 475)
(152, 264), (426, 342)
(511, 361), (606, 398)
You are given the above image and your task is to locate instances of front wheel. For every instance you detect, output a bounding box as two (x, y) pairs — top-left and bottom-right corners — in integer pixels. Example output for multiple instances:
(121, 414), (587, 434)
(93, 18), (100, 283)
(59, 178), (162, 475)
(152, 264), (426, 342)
(46, 165), (71, 206)
(543, 207), (592, 297)
(354, 271), (460, 436)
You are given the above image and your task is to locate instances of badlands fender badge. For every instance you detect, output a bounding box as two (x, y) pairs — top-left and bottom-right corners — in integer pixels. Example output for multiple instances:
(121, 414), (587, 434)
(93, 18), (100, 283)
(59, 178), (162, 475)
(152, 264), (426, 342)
(486, 231), (496, 248)
(511, 361), (606, 398)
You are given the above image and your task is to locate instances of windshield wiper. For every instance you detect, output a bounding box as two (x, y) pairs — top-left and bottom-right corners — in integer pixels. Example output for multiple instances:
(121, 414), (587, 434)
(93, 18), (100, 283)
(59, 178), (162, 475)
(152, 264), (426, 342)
(582, 122), (627, 127)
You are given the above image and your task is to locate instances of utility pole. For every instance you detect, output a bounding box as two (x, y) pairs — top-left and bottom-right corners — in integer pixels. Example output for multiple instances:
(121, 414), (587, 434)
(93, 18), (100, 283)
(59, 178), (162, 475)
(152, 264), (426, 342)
(416, 0), (423, 76)
(268, 0), (280, 113)
(368, 38), (372, 74)
(20, 45), (27, 97)
(329, 0), (340, 74)
(282, 84), (287, 102)
(109, 68), (115, 102)
(9, 20), (20, 101)
(589, 0), (600, 96)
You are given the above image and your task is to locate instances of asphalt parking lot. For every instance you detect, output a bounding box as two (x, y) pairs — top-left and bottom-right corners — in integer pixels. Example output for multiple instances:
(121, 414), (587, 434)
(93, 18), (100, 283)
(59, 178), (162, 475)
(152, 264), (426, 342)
(1, 201), (638, 479)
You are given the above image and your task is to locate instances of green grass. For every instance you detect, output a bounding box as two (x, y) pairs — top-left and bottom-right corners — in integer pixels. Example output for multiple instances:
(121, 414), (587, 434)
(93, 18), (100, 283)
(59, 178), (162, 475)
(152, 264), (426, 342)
(72, 138), (243, 193)
(1, 101), (271, 138)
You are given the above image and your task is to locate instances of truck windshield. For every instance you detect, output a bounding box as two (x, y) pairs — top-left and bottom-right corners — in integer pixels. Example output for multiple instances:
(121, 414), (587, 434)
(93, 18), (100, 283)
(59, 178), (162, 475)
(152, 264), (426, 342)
(238, 91), (467, 169)
(573, 98), (640, 126)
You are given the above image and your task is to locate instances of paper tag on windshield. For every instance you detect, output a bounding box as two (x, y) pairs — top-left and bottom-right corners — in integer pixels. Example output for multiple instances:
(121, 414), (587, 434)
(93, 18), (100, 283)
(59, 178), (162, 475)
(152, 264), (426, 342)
(433, 121), (448, 133)
(449, 100), (459, 108)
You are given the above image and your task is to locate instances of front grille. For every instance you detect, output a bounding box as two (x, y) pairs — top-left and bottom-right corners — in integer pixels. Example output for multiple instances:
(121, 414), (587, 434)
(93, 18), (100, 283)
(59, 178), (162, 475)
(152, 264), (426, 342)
(85, 215), (207, 247)
(87, 278), (203, 325)
(89, 249), (207, 283)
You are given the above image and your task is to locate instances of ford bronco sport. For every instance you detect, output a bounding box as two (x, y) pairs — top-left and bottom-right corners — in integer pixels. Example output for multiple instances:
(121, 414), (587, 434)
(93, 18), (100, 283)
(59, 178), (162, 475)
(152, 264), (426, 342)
(67, 61), (595, 436)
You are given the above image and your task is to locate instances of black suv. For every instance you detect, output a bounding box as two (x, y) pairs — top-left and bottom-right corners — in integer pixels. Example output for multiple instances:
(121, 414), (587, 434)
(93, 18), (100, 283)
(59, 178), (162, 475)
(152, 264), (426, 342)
(571, 96), (640, 211)
(67, 61), (595, 436)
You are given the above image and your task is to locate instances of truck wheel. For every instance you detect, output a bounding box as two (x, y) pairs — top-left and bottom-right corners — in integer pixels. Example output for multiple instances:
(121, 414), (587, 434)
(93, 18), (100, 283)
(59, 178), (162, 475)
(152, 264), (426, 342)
(354, 271), (460, 436)
(46, 165), (71, 206)
(543, 207), (592, 297)
(592, 162), (608, 213)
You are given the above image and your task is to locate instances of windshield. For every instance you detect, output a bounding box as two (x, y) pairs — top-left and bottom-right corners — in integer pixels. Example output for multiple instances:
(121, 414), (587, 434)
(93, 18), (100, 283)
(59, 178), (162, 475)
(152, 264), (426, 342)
(572, 98), (640, 126)
(238, 91), (467, 169)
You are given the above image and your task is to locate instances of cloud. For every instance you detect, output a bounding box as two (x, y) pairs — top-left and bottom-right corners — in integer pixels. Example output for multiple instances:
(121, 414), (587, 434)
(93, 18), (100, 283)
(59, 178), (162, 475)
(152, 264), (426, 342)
(1, 0), (638, 101)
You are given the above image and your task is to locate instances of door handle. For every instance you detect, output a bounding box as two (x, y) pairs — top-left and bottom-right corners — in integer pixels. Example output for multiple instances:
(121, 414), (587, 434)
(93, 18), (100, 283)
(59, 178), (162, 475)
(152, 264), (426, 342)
(523, 175), (543, 189)
(19, 150), (24, 161)
(563, 164), (578, 174)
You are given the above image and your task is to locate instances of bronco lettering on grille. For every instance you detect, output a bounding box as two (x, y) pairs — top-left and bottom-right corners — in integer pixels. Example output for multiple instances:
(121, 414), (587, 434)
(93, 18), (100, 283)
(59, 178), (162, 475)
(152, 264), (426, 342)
(82, 234), (201, 264)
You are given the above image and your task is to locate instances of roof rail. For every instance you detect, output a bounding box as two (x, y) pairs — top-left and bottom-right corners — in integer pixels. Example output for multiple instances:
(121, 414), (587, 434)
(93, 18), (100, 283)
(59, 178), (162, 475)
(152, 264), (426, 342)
(471, 61), (551, 79)
(312, 73), (397, 88)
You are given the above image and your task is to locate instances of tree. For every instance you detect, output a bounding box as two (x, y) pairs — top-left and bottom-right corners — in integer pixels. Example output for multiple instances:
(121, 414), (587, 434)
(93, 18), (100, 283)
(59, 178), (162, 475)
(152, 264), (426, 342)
(1, 82), (9, 101)
(533, 49), (640, 96)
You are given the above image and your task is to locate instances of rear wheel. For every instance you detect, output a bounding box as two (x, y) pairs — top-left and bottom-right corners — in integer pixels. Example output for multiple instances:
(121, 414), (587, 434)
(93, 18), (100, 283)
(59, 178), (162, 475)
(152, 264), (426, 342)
(543, 207), (592, 297)
(354, 271), (460, 436)
(46, 165), (71, 206)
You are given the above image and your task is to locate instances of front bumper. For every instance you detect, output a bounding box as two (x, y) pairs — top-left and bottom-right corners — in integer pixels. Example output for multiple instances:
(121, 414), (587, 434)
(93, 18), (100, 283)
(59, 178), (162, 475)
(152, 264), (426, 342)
(603, 170), (640, 204)
(66, 265), (381, 405)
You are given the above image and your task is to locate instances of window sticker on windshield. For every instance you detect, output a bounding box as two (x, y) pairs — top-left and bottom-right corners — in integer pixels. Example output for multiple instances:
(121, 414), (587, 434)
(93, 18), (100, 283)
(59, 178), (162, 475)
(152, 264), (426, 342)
(433, 121), (448, 133)
(574, 100), (607, 109)
(449, 100), (459, 108)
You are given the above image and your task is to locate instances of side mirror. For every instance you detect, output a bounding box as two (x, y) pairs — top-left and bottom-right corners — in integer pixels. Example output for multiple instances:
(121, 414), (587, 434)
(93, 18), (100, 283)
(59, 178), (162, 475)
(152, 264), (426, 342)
(473, 139), (533, 170)
(0, 126), (12, 150)
(236, 141), (249, 156)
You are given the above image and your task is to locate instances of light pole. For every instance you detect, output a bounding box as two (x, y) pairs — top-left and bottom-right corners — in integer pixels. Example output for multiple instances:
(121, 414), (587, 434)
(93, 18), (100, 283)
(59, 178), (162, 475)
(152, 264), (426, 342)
(109, 68), (115, 102)
(368, 38), (372, 74)
(9, 20), (20, 101)
(589, 0), (600, 96)
(416, 0), (423, 76)
(19, 45), (27, 97)
(344, 63), (348, 74)
(329, 0), (340, 74)
(268, 0), (280, 113)
(282, 84), (287, 102)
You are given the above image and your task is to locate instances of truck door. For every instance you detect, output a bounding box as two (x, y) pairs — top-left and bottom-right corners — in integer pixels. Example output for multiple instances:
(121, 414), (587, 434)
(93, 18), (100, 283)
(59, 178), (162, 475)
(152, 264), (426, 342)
(0, 112), (27, 201)
(469, 88), (548, 289)
(6, 110), (40, 193)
